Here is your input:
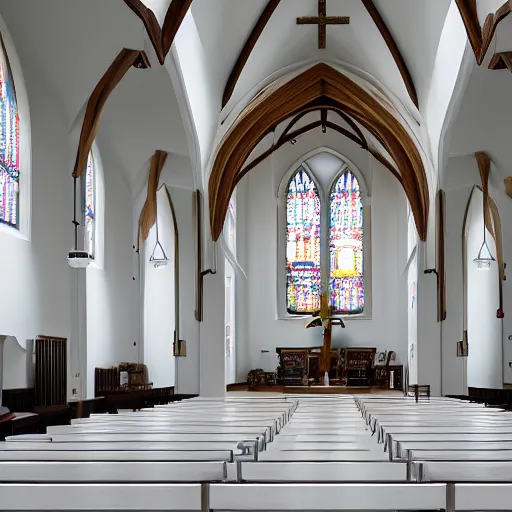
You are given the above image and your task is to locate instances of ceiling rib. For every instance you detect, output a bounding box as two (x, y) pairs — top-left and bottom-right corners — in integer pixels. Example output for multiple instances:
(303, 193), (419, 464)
(456, 0), (512, 67)
(360, 0), (418, 109)
(222, 0), (281, 108)
(123, 0), (193, 65)
(488, 51), (512, 71)
(72, 49), (150, 179)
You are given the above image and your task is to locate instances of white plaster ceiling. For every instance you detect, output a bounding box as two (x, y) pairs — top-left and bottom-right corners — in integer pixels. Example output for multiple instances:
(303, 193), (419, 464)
(448, 65), (512, 180)
(0, 0), (189, 185)
(190, 0), (451, 113)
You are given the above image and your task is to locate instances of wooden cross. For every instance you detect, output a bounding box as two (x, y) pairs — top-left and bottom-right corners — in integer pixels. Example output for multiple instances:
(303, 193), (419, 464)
(297, 0), (350, 49)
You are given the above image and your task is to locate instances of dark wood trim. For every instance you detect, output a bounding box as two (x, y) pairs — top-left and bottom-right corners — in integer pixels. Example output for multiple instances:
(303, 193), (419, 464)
(437, 190), (447, 321)
(138, 151), (168, 242)
(489, 196), (505, 317)
(475, 151), (494, 238)
(124, 0), (165, 64)
(72, 49), (149, 179)
(489, 51), (512, 71)
(210, 63), (429, 242)
(360, 0), (418, 109)
(162, 0), (194, 56)
(123, 0), (193, 64)
(455, 0), (482, 59)
(456, 0), (512, 65)
(480, 0), (512, 65)
(222, 0), (281, 108)
(505, 176), (512, 198)
(194, 190), (203, 322)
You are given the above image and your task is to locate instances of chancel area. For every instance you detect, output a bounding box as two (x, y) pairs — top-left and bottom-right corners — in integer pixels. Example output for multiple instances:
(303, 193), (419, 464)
(1, 0), (512, 509)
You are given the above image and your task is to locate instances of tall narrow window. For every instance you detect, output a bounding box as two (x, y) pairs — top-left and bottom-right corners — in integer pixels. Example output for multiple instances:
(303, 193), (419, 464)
(82, 152), (96, 258)
(329, 170), (364, 314)
(225, 195), (236, 254)
(0, 36), (20, 228)
(286, 168), (321, 314)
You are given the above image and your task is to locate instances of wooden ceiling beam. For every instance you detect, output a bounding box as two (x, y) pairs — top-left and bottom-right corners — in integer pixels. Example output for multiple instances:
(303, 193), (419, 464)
(488, 51), (512, 71)
(210, 64), (429, 242)
(360, 0), (418, 109)
(480, 0), (512, 65)
(124, 0), (165, 64)
(455, 0), (482, 59)
(124, 0), (193, 65)
(162, 0), (194, 56)
(456, 0), (512, 66)
(72, 49), (150, 179)
(222, 0), (281, 108)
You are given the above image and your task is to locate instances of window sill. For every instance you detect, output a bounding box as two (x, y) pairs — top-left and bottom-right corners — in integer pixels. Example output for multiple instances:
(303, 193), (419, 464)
(0, 222), (29, 241)
(277, 313), (372, 321)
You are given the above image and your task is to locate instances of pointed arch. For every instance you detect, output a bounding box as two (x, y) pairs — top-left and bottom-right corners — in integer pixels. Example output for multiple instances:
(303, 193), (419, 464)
(329, 169), (365, 314)
(285, 167), (321, 314)
(209, 63), (429, 242)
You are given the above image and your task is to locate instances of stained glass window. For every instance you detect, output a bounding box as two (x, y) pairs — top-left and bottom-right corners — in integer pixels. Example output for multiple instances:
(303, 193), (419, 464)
(329, 170), (364, 314)
(0, 37), (20, 228)
(82, 152), (95, 258)
(286, 168), (321, 314)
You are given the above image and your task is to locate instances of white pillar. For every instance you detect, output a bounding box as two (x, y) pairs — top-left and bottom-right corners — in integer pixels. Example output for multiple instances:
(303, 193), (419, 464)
(0, 335), (9, 415)
(199, 248), (226, 397)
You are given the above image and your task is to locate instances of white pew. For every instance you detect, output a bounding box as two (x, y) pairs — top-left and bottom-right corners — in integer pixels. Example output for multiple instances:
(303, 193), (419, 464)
(209, 483), (447, 510)
(413, 461), (512, 482)
(44, 432), (266, 450)
(396, 441), (512, 461)
(259, 450), (389, 461)
(238, 462), (407, 482)
(0, 449), (236, 461)
(269, 442), (374, 451)
(455, 483), (512, 510)
(0, 461), (227, 482)
(0, 483), (202, 510)
(409, 450), (512, 461)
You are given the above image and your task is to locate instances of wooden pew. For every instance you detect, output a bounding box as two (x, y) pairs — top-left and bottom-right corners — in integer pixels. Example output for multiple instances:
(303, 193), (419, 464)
(0, 483), (202, 510)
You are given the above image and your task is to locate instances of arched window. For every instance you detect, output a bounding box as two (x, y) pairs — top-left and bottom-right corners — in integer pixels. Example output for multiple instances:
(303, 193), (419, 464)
(286, 168), (321, 314)
(0, 35), (20, 228)
(282, 158), (368, 318)
(329, 170), (364, 314)
(82, 151), (96, 258)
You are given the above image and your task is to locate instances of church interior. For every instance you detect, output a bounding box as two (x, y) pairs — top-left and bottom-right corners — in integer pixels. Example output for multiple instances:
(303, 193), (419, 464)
(1, 0), (512, 507)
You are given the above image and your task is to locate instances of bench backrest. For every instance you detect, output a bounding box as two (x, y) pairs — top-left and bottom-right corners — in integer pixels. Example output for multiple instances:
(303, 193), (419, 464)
(209, 483), (447, 510)
(238, 461), (407, 482)
(413, 461), (512, 482)
(0, 483), (202, 510)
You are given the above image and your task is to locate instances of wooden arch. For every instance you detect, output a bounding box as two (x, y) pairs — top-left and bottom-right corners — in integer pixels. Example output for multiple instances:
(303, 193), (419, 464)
(209, 63), (429, 241)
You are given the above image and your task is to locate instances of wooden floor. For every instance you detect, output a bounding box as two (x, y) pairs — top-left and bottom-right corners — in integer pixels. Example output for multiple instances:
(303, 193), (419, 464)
(227, 384), (404, 395)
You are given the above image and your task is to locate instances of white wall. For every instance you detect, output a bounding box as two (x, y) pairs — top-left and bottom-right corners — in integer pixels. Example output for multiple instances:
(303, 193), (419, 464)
(0, 18), (72, 389)
(142, 188), (176, 390)
(84, 143), (139, 398)
(407, 250), (418, 385)
(238, 131), (408, 374)
(466, 190), (502, 389)
(169, 186), (200, 394)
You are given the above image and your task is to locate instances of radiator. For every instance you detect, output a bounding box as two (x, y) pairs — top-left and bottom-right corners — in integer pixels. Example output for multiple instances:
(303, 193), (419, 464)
(35, 336), (67, 407)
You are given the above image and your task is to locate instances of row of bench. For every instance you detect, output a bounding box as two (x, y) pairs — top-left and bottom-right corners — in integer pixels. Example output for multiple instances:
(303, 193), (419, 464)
(4, 394), (512, 510)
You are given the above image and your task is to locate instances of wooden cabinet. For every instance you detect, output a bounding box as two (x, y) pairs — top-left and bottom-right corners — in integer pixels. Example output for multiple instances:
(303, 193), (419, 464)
(344, 348), (375, 387)
(374, 365), (403, 391)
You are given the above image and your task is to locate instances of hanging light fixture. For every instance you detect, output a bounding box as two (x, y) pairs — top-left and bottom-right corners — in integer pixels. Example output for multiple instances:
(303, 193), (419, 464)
(67, 175), (90, 269)
(149, 206), (169, 270)
(474, 215), (495, 270)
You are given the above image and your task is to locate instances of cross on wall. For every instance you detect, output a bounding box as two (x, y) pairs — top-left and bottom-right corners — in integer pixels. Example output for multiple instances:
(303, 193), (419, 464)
(296, 0), (350, 49)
